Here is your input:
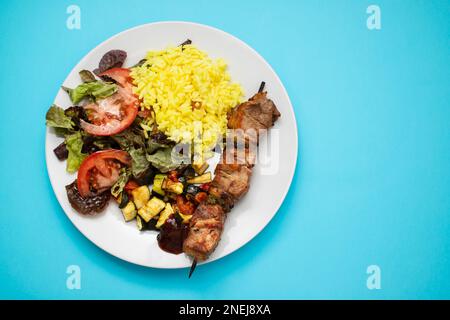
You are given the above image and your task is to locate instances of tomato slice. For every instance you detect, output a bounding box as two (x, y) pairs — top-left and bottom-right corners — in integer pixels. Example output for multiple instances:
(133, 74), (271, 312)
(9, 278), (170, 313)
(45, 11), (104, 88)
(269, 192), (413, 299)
(99, 68), (132, 87)
(80, 68), (139, 136)
(77, 150), (131, 198)
(100, 68), (138, 108)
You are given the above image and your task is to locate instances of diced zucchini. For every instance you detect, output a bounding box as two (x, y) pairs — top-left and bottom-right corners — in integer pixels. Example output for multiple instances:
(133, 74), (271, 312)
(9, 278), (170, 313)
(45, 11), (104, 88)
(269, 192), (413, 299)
(152, 174), (166, 196)
(156, 203), (174, 228)
(121, 201), (136, 222)
(136, 215), (144, 231)
(137, 215), (158, 231)
(115, 193), (122, 204)
(136, 215), (148, 231)
(187, 172), (212, 184)
(131, 186), (150, 209)
(138, 197), (166, 222)
(193, 162), (209, 175)
(147, 197), (166, 216)
(118, 192), (129, 209)
(162, 178), (184, 194)
(178, 212), (193, 224)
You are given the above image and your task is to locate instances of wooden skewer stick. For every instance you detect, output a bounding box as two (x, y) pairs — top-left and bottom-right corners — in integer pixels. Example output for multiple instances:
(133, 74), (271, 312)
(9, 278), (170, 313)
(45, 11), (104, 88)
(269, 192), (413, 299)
(180, 39), (192, 47)
(258, 81), (266, 93)
(188, 259), (198, 278)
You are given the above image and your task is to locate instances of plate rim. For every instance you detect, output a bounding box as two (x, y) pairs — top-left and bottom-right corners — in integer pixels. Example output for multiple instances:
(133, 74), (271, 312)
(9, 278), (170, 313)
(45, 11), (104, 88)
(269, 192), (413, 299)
(45, 20), (298, 269)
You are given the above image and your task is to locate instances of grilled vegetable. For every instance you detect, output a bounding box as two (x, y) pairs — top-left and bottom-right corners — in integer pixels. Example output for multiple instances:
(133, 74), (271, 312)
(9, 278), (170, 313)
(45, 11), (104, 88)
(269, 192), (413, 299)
(156, 203), (174, 228)
(178, 212), (193, 223)
(182, 165), (196, 179)
(192, 162), (209, 175)
(124, 180), (140, 193)
(136, 215), (157, 231)
(187, 172), (212, 184)
(118, 192), (129, 209)
(162, 178), (184, 194)
(136, 215), (146, 231)
(138, 197), (166, 222)
(121, 201), (136, 222)
(176, 195), (195, 215)
(168, 170), (178, 182)
(152, 174), (166, 196)
(131, 185), (150, 209)
(194, 192), (208, 203)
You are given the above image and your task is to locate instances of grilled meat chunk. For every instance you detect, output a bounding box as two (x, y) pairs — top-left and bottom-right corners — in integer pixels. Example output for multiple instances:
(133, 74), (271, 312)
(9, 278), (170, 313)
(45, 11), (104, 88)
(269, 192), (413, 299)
(212, 163), (252, 201)
(183, 203), (225, 261)
(207, 187), (235, 213)
(221, 145), (256, 168)
(228, 92), (280, 132)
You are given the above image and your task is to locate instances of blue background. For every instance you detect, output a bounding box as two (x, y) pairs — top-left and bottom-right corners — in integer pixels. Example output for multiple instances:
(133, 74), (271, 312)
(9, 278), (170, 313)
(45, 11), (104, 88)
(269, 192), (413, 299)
(0, 0), (449, 299)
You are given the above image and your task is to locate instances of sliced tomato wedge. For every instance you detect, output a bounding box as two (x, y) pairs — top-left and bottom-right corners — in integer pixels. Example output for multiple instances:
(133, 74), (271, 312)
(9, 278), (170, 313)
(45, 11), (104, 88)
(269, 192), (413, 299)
(99, 68), (132, 87)
(100, 68), (139, 107)
(80, 68), (139, 136)
(77, 150), (131, 198)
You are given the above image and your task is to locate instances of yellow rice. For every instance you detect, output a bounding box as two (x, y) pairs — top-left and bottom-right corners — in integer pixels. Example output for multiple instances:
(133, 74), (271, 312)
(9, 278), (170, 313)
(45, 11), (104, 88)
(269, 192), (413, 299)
(130, 45), (244, 159)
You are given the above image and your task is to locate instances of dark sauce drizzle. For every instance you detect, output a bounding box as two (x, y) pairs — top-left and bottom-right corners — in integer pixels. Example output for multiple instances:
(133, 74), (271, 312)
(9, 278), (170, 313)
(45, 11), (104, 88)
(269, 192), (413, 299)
(157, 214), (189, 254)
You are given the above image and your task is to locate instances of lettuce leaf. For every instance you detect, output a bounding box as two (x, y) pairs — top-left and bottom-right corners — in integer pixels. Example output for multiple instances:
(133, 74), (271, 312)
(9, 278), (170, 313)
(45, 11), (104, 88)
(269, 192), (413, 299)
(147, 140), (169, 154)
(65, 131), (87, 173)
(79, 70), (96, 83)
(129, 148), (150, 178)
(146, 148), (180, 173)
(46, 105), (74, 130)
(66, 81), (118, 104)
(112, 129), (146, 151)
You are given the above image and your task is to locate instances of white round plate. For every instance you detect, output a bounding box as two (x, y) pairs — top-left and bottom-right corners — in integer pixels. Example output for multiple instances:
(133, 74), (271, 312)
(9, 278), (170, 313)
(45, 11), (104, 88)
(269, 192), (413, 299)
(46, 21), (298, 269)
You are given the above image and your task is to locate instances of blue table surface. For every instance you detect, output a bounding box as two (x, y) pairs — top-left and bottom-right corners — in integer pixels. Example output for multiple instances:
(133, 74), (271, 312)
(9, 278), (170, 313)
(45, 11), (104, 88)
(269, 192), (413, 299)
(0, 0), (449, 299)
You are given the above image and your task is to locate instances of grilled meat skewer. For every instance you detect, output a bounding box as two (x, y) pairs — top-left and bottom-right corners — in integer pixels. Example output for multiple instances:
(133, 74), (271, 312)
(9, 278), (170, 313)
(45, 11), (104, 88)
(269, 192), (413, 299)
(183, 88), (281, 262)
(228, 92), (280, 132)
